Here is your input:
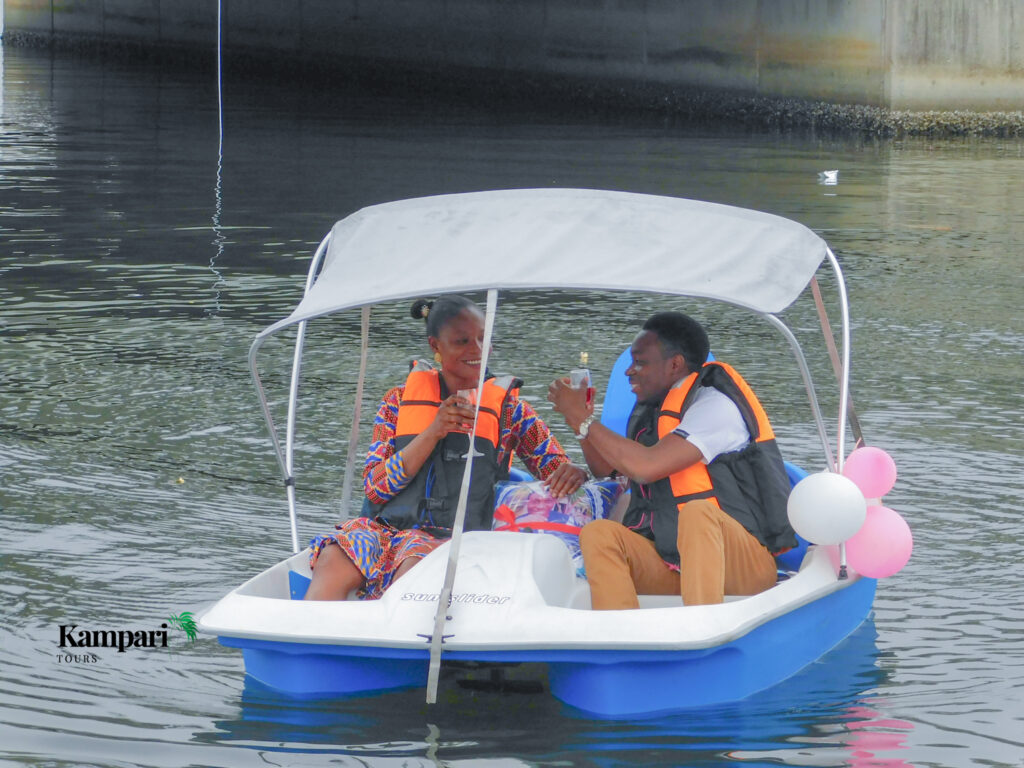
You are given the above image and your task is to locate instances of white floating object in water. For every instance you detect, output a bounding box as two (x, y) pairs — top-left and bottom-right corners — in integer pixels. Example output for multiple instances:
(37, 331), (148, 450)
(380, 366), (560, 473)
(818, 169), (839, 185)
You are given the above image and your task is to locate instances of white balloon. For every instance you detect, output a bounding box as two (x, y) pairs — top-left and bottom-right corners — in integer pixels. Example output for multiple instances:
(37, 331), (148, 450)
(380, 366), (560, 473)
(787, 471), (867, 545)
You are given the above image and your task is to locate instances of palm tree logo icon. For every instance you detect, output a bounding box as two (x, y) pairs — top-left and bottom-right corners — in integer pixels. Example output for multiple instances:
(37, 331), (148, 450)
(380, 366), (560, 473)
(167, 612), (197, 643)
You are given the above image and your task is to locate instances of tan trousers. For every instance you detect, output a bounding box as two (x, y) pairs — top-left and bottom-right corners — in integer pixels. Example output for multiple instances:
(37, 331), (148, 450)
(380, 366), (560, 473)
(579, 500), (778, 609)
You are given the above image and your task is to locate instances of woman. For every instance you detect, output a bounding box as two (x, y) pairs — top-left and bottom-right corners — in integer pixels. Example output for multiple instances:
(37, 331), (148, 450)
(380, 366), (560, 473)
(304, 295), (588, 600)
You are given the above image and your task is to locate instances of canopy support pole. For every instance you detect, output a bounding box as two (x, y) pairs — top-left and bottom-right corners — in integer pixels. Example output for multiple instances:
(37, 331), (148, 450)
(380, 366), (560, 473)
(762, 315), (836, 471)
(248, 233), (331, 554)
(766, 253), (855, 582)
(822, 249), (855, 579)
(283, 320), (306, 554)
(425, 289), (499, 704)
(810, 275), (865, 451)
(823, 249), (854, 472)
(339, 306), (371, 519)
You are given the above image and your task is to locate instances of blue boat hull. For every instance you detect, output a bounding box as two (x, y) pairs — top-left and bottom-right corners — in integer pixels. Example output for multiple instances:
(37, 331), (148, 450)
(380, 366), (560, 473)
(219, 576), (875, 716)
(547, 575), (876, 715)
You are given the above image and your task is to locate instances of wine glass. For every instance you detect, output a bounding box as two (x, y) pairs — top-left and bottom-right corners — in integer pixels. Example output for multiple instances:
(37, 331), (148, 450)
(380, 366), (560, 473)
(456, 389), (484, 458)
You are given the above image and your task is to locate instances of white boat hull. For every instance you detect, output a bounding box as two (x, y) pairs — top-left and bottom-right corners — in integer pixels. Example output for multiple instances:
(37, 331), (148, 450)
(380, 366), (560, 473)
(199, 531), (874, 716)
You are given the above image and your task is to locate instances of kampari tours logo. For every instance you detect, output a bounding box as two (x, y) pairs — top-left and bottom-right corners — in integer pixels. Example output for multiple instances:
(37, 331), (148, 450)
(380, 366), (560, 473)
(56, 611), (197, 663)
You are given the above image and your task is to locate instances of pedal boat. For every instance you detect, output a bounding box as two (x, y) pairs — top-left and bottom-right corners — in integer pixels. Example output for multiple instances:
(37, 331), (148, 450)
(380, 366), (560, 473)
(197, 188), (876, 717)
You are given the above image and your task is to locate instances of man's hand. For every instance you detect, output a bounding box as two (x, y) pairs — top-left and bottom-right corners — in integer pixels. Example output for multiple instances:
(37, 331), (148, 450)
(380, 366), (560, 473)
(547, 376), (594, 433)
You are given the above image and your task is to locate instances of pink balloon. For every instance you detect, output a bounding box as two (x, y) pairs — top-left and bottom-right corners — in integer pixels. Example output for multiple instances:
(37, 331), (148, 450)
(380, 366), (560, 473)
(846, 505), (913, 578)
(842, 446), (897, 499)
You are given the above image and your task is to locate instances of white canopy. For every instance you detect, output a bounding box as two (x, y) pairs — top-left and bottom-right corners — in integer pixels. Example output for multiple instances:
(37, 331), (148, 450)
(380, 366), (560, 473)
(257, 188), (828, 339)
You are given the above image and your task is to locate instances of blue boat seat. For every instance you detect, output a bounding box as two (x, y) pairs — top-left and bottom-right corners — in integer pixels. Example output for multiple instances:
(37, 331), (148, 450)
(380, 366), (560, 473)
(289, 569), (312, 600)
(508, 466), (534, 483)
(776, 464), (811, 571)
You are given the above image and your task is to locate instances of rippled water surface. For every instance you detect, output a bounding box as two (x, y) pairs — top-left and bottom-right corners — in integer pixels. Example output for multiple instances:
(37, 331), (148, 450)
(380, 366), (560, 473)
(1, 44), (1022, 767)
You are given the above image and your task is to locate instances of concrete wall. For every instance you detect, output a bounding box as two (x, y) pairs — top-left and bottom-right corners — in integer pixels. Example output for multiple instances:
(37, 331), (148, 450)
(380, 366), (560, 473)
(3, 0), (1023, 111)
(887, 0), (1024, 111)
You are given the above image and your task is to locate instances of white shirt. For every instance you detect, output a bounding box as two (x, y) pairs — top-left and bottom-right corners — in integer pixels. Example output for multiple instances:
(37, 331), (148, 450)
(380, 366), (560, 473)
(671, 385), (750, 463)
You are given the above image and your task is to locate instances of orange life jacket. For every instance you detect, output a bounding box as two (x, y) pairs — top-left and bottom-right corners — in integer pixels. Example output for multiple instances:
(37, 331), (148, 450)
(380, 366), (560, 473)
(623, 362), (795, 562)
(657, 361), (777, 507)
(395, 365), (507, 450)
(375, 363), (520, 534)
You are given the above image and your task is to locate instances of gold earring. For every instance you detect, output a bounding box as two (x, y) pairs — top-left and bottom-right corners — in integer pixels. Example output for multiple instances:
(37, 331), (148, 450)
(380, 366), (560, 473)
(434, 352), (442, 366)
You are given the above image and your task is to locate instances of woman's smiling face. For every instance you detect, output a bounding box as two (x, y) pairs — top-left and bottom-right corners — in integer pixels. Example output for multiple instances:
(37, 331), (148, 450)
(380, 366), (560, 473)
(430, 307), (487, 391)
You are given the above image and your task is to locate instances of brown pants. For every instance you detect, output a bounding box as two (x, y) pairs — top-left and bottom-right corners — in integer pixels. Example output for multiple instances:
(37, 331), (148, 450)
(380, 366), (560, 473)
(579, 500), (778, 609)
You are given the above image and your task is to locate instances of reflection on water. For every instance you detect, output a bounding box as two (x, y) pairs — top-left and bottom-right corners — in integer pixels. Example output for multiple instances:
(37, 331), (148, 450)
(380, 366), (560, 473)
(1, 42), (1023, 768)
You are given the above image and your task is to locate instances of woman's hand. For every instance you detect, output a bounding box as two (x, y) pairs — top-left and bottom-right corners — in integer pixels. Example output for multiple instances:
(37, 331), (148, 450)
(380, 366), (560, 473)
(428, 395), (476, 439)
(544, 462), (588, 498)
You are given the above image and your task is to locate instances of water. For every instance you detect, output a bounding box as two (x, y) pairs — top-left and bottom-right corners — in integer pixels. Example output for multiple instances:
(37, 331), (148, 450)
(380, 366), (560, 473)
(2, 43), (1023, 767)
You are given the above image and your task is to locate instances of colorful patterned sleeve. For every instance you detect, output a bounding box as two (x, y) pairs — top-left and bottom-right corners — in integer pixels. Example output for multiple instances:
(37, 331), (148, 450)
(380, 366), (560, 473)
(502, 395), (571, 481)
(362, 386), (412, 505)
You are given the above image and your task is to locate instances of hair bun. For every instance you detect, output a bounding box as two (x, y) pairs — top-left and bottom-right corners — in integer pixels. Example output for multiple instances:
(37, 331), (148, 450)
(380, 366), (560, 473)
(410, 298), (433, 320)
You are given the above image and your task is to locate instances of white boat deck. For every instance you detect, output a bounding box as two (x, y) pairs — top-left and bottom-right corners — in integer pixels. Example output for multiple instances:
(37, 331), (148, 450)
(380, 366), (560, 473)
(199, 531), (856, 653)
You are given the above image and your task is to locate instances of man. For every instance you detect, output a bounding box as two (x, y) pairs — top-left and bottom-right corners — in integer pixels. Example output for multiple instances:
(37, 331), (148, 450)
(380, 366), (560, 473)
(547, 312), (795, 609)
